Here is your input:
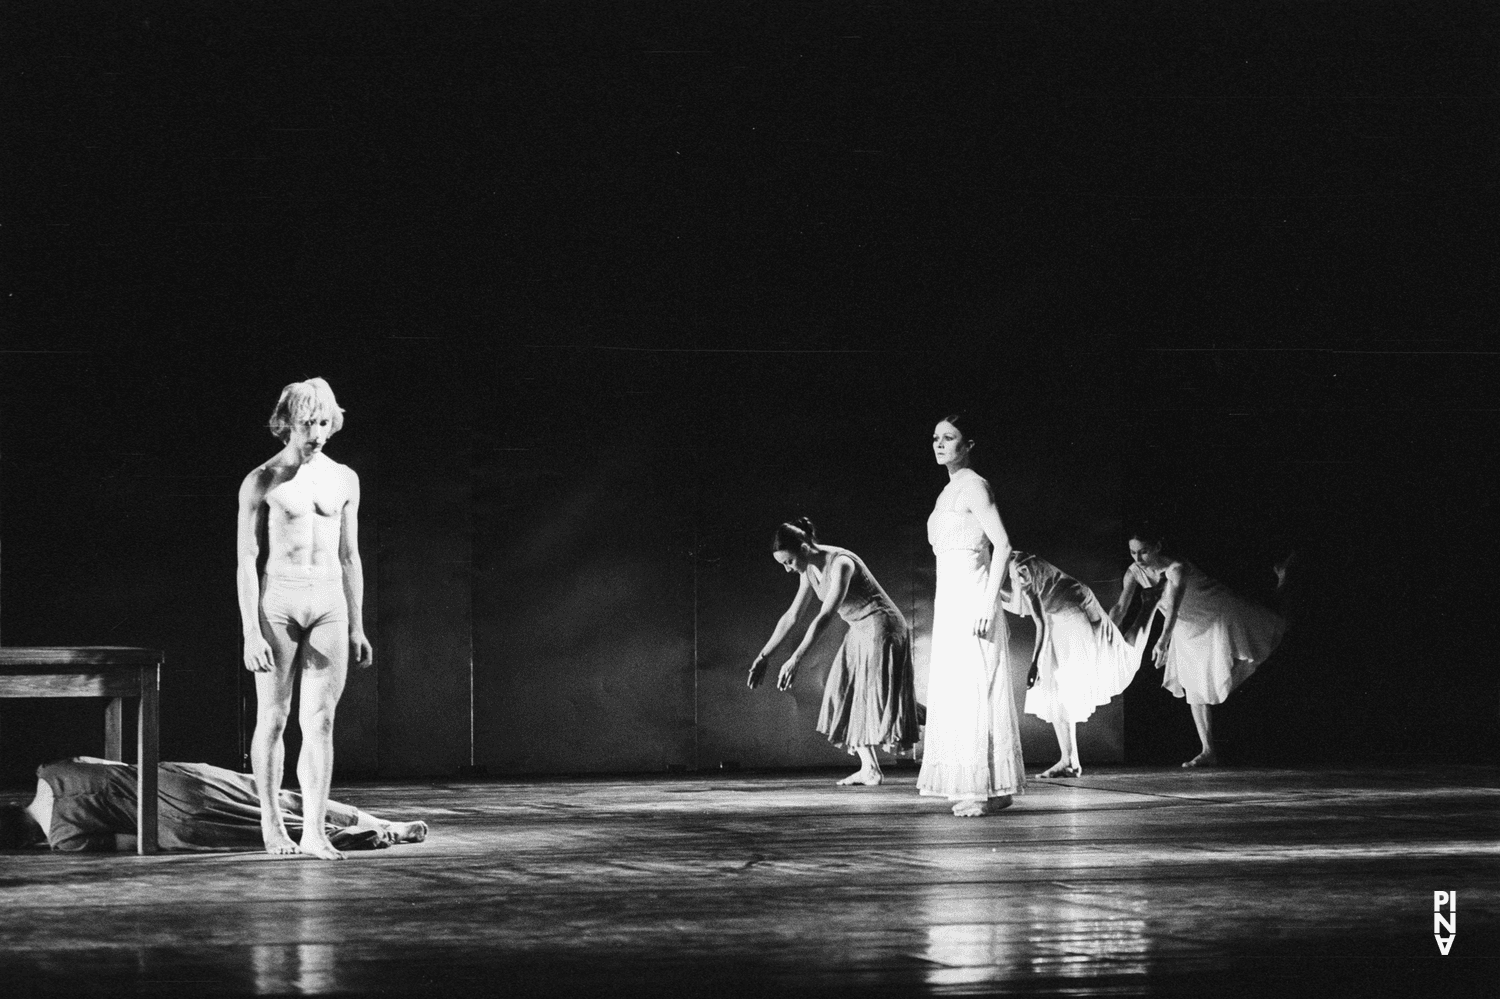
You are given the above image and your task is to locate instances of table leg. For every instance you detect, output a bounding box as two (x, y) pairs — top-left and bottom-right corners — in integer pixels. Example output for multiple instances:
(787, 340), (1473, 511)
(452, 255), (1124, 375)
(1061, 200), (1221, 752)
(105, 698), (124, 761)
(137, 664), (160, 855)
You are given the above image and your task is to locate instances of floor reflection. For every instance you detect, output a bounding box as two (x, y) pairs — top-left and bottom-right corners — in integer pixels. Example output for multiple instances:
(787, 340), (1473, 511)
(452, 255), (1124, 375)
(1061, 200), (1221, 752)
(251, 910), (342, 995)
(920, 891), (1154, 990)
(3, 768), (1493, 998)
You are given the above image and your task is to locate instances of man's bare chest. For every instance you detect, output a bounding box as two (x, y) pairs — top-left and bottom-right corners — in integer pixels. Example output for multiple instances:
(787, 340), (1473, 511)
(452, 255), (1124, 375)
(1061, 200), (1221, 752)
(266, 472), (345, 522)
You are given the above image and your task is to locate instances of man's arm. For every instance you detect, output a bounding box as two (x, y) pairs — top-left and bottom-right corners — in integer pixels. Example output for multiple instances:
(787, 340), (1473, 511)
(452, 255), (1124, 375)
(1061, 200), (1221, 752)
(237, 470), (274, 673)
(341, 468), (373, 667)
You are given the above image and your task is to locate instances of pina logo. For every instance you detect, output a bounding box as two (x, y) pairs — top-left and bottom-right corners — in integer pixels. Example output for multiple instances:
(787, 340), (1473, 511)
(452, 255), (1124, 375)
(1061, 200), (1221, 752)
(1433, 891), (1457, 955)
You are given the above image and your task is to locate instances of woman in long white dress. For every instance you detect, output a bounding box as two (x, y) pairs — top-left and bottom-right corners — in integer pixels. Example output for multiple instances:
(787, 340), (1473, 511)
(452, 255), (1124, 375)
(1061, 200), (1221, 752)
(1001, 552), (1140, 778)
(748, 518), (921, 785)
(1108, 529), (1287, 768)
(915, 415), (1026, 817)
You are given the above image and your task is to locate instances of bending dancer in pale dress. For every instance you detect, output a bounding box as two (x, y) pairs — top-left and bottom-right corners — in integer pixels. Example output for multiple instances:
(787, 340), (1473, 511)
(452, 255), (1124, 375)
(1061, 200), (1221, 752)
(1001, 552), (1139, 778)
(915, 414), (1026, 817)
(1108, 528), (1287, 768)
(748, 518), (921, 785)
(237, 378), (373, 859)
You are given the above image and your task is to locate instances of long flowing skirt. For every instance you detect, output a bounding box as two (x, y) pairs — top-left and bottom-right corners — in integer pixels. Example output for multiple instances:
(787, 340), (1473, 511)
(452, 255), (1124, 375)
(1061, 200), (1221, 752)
(816, 610), (921, 752)
(1024, 595), (1140, 725)
(1138, 576), (1287, 706)
(917, 550), (1026, 798)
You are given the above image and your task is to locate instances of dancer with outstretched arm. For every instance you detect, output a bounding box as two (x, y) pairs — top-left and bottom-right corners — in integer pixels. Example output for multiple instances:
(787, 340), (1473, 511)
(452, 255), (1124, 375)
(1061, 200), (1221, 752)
(1109, 528), (1287, 768)
(748, 518), (921, 786)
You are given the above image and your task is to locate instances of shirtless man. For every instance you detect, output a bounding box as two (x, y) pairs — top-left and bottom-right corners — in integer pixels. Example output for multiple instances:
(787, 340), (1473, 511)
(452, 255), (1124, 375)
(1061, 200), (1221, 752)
(238, 378), (372, 860)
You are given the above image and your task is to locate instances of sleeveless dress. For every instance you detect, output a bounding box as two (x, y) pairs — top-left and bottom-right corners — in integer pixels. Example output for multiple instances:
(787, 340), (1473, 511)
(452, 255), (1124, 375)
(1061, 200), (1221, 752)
(916, 473), (1026, 799)
(808, 547), (921, 752)
(1001, 553), (1139, 725)
(1130, 559), (1287, 706)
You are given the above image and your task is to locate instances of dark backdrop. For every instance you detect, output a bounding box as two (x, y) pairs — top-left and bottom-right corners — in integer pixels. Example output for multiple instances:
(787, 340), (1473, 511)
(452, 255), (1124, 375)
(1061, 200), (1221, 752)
(4, 1), (1496, 782)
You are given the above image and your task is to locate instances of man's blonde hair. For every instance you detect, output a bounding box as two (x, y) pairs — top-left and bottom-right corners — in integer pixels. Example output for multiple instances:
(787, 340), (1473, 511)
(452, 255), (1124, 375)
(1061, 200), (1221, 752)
(268, 377), (346, 442)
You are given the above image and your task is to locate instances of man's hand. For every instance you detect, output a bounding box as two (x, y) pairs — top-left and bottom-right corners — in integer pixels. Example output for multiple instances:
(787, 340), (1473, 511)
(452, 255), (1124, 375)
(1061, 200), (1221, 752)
(350, 632), (374, 668)
(747, 654), (769, 689)
(1026, 662), (1040, 689)
(243, 635), (274, 673)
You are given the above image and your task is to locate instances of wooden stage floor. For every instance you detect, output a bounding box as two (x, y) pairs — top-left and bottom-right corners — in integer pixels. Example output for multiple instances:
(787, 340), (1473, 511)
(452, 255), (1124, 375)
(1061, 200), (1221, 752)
(2, 765), (1495, 997)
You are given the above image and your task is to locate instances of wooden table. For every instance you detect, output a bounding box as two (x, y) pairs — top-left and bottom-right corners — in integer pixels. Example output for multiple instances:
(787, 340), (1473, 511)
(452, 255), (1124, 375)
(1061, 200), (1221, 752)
(0, 646), (162, 854)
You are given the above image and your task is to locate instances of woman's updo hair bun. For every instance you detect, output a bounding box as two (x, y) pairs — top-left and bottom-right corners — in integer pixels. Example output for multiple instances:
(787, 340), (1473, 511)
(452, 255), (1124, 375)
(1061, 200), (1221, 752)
(937, 411), (976, 445)
(1128, 522), (1166, 548)
(772, 517), (818, 553)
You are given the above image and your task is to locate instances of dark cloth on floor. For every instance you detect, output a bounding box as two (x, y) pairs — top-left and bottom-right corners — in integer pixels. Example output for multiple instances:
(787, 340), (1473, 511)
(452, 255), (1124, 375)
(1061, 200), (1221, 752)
(38, 760), (380, 853)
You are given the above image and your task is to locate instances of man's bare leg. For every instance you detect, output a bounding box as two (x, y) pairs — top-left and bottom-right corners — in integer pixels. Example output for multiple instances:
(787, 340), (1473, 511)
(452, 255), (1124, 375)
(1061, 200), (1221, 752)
(296, 637), (349, 860)
(836, 746), (884, 786)
(251, 664), (299, 855)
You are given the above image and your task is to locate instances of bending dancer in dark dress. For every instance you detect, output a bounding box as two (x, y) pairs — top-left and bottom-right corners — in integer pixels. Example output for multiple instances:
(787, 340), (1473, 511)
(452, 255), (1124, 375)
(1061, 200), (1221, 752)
(0, 758), (426, 853)
(748, 518), (921, 786)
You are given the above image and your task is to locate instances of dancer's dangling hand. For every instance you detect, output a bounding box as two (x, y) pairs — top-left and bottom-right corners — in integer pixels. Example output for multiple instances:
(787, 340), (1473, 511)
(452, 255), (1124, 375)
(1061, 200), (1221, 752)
(972, 610), (994, 638)
(350, 630), (374, 668)
(1026, 662), (1039, 689)
(1014, 562), (1033, 591)
(747, 653), (769, 689)
(776, 654), (801, 691)
(1152, 635), (1171, 669)
(243, 634), (274, 673)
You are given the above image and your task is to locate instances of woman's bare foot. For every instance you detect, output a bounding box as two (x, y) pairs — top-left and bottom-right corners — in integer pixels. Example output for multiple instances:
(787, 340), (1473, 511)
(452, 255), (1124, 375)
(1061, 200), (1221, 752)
(951, 794), (1013, 817)
(261, 823), (299, 856)
(1182, 750), (1219, 769)
(387, 820), (428, 844)
(299, 833), (346, 861)
(836, 767), (884, 786)
(1038, 762), (1082, 779)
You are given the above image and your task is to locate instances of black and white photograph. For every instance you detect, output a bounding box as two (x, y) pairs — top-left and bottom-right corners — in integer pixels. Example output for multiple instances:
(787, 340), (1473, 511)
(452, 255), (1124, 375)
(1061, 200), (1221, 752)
(2, 2), (1495, 996)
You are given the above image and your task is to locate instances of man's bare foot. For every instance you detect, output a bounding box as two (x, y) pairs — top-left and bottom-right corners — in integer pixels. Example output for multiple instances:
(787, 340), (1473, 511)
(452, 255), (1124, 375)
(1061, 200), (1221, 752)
(299, 834), (345, 861)
(1182, 750), (1219, 769)
(262, 824), (299, 856)
(387, 820), (428, 844)
(951, 794), (1013, 817)
(1038, 762), (1081, 779)
(836, 768), (883, 786)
